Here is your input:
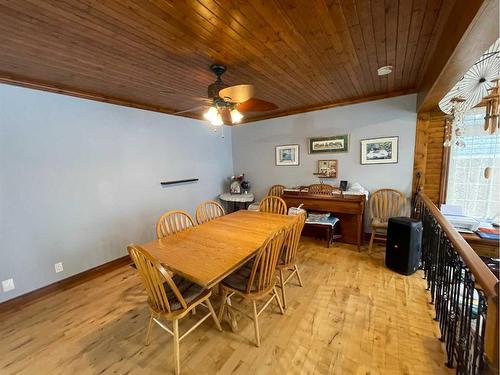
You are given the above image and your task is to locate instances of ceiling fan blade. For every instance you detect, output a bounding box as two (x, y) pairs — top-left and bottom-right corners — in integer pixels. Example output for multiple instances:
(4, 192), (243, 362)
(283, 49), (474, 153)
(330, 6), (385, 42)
(172, 105), (208, 115)
(236, 98), (278, 112)
(218, 84), (255, 103)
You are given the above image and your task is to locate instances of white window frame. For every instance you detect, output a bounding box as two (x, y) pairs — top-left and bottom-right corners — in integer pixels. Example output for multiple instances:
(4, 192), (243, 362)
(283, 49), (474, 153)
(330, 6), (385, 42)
(445, 106), (500, 221)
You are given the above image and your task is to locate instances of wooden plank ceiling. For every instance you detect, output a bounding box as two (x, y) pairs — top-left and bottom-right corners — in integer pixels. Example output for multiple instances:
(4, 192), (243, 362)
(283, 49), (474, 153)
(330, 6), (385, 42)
(0, 0), (458, 122)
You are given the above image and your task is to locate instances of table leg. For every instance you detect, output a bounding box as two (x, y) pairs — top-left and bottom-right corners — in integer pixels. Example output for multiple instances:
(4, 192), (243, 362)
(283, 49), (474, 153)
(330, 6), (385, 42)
(357, 214), (362, 252)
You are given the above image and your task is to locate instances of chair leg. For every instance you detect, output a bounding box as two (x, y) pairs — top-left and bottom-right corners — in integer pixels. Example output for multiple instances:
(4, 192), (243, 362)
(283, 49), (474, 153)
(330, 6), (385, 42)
(226, 294), (238, 332)
(273, 286), (285, 315)
(218, 288), (229, 323)
(206, 298), (222, 332)
(279, 269), (287, 310)
(294, 264), (304, 287)
(191, 307), (196, 316)
(252, 300), (261, 347)
(173, 319), (180, 375)
(368, 230), (375, 252)
(145, 312), (154, 346)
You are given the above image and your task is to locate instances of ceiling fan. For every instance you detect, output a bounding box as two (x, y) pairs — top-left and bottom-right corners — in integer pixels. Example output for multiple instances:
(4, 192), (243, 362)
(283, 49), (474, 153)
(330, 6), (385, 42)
(174, 64), (278, 126)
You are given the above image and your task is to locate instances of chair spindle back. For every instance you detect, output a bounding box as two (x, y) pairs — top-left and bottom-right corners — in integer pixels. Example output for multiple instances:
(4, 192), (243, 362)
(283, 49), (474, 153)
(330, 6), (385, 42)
(156, 210), (195, 239)
(127, 245), (187, 314)
(259, 196), (287, 215)
(268, 184), (286, 197)
(369, 189), (406, 223)
(246, 229), (286, 294)
(195, 200), (225, 225)
(308, 184), (334, 195)
(281, 211), (306, 266)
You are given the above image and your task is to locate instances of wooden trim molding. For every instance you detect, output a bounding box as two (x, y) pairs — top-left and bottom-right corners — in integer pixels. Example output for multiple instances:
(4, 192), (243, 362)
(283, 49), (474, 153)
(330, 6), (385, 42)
(0, 74), (201, 121)
(244, 90), (417, 123)
(0, 255), (131, 315)
(412, 113), (430, 196)
(438, 143), (451, 205)
(417, 0), (499, 112)
(412, 111), (448, 205)
(0, 73), (416, 125)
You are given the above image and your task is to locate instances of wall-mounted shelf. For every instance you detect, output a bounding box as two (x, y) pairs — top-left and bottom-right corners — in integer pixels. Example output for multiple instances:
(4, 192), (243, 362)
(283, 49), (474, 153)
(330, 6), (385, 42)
(313, 173), (336, 179)
(160, 178), (199, 186)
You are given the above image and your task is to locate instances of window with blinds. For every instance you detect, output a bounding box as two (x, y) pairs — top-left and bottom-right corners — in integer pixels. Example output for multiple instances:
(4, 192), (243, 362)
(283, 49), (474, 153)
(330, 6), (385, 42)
(446, 106), (500, 220)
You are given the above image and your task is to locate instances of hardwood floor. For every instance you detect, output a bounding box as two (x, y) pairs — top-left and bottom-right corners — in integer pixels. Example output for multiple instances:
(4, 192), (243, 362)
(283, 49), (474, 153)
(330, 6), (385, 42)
(0, 239), (452, 374)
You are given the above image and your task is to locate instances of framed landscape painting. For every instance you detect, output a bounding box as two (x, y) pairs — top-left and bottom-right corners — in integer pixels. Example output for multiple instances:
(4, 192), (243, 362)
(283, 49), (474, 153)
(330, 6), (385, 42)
(309, 134), (349, 154)
(360, 136), (399, 165)
(275, 144), (300, 166)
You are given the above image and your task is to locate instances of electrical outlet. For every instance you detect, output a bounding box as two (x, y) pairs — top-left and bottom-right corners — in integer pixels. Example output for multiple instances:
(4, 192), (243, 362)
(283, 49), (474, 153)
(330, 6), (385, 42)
(54, 262), (64, 273)
(2, 278), (15, 292)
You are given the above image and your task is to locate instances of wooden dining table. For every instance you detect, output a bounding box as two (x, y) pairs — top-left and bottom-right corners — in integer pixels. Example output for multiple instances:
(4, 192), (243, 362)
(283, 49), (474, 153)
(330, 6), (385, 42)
(139, 210), (297, 288)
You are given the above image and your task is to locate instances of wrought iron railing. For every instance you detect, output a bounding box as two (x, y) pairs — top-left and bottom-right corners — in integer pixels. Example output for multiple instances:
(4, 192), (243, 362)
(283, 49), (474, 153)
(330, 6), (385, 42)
(414, 192), (499, 374)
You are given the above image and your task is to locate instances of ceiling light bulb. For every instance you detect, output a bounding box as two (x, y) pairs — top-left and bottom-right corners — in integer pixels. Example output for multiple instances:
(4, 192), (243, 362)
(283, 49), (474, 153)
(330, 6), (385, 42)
(211, 113), (223, 126)
(377, 65), (393, 76)
(230, 108), (244, 123)
(203, 106), (218, 122)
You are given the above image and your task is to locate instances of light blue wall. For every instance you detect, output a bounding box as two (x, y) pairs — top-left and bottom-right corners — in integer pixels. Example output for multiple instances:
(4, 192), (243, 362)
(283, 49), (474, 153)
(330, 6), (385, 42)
(0, 86), (417, 303)
(0, 84), (233, 302)
(231, 95), (417, 200)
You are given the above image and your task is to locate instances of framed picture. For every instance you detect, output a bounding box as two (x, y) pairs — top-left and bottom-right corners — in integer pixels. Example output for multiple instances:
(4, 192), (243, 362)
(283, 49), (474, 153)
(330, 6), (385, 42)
(360, 136), (399, 165)
(275, 144), (300, 166)
(317, 160), (338, 178)
(309, 134), (349, 154)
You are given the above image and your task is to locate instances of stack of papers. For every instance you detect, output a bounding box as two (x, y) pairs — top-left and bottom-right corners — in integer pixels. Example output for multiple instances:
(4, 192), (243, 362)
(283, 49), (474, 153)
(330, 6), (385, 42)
(477, 227), (500, 241)
(307, 212), (331, 221)
(306, 213), (339, 227)
(440, 204), (479, 233)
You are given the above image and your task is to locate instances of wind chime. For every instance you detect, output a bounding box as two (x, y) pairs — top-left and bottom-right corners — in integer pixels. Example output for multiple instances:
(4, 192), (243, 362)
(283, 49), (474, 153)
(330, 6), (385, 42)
(483, 78), (499, 134)
(440, 38), (499, 180)
(443, 96), (466, 148)
(483, 78), (499, 180)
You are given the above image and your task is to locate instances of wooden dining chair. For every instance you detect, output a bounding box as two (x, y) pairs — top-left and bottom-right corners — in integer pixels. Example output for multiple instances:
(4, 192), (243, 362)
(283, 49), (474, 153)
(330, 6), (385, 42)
(195, 200), (225, 225)
(259, 196), (287, 215)
(218, 228), (287, 347)
(156, 210), (195, 239)
(308, 183), (335, 195)
(128, 245), (222, 375)
(268, 184), (286, 197)
(368, 189), (406, 252)
(276, 211), (307, 309)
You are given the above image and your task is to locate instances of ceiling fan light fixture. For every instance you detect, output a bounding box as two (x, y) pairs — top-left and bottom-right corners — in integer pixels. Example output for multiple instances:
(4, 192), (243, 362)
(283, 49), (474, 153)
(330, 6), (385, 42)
(377, 65), (393, 76)
(230, 108), (243, 123)
(203, 106), (218, 122)
(211, 112), (224, 126)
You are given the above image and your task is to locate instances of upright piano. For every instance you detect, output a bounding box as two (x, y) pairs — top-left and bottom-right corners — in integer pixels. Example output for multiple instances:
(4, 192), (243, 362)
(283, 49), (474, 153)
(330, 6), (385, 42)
(282, 189), (366, 251)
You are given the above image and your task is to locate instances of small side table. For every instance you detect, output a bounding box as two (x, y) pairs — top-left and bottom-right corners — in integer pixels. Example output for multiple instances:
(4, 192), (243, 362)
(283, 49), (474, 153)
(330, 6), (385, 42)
(219, 193), (255, 213)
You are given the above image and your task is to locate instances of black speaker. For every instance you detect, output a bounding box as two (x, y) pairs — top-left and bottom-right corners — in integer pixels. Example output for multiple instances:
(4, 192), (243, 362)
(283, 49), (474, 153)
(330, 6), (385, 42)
(385, 217), (422, 275)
